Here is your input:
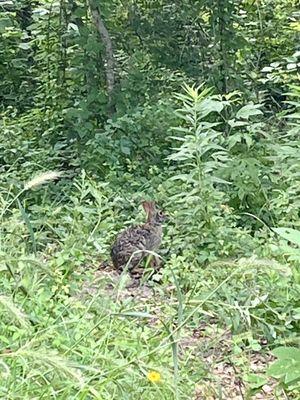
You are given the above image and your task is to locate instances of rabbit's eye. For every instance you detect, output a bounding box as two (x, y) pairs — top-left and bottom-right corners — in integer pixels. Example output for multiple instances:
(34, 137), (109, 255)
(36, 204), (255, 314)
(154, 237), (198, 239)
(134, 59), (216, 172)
(157, 210), (166, 220)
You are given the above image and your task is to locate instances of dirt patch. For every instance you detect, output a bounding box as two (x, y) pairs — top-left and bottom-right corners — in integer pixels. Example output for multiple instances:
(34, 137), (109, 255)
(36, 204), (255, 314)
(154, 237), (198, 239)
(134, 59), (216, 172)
(76, 265), (156, 303)
(180, 324), (281, 399)
(77, 267), (285, 399)
(194, 354), (278, 400)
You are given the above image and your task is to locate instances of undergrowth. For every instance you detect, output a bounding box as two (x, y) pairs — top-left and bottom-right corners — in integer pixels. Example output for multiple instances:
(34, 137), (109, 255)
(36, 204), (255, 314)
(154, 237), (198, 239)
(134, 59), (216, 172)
(0, 167), (299, 399)
(0, 85), (299, 399)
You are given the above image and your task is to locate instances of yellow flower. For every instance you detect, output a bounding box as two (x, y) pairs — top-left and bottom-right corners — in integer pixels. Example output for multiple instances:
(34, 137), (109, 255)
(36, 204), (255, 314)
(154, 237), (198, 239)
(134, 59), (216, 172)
(147, 370), (161, 383)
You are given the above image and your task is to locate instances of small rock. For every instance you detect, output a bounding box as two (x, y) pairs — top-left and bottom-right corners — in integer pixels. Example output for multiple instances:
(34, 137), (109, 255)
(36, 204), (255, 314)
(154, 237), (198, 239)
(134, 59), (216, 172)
(262, 384), (273, 394)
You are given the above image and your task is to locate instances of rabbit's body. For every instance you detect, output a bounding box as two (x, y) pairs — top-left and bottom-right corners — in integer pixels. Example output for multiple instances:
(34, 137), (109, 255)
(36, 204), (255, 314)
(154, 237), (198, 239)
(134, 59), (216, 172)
(111, 201), (166, 272)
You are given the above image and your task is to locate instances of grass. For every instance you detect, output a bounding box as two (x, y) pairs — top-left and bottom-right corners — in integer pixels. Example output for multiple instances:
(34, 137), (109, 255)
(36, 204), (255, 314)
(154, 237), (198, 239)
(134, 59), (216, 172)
(0, 173), (299, 399)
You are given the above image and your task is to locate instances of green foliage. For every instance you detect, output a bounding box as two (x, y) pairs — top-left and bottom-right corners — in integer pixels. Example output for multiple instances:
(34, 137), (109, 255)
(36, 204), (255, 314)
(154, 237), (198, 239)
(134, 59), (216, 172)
(1, 0), (300, 398)
(273, 228), (300, 247)
(268, 85), (300, 228)
(165, 85), (243, 262)
(268, 347), (300, 390)
(265, 228), (300, 391)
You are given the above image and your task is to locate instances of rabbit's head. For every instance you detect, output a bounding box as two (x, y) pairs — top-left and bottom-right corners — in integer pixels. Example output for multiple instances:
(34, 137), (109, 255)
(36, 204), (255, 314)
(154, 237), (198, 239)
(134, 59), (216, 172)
(142, 201), (167, 224)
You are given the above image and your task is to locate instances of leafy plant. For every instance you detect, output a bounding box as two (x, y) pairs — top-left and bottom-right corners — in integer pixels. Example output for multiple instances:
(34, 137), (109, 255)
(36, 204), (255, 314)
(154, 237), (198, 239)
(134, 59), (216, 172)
(273, 227), (300, 247)
(266, 228), (300, 391)
(268, 347), (300, 390)
(1, 1), (300, 398)
(165, 85), (263, 264)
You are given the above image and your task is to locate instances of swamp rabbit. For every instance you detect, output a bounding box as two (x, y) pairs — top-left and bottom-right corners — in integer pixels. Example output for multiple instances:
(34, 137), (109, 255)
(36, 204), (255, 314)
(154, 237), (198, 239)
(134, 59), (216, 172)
(111, 201), (167, 273)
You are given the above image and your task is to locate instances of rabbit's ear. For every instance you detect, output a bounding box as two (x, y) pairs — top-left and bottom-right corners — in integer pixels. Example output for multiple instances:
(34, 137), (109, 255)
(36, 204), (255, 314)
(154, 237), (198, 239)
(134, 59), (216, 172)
(141, 200), (155, 221)
(141, 201), (155, 211)
(149, 201), (156, 209)
(141, 200), (150, 211)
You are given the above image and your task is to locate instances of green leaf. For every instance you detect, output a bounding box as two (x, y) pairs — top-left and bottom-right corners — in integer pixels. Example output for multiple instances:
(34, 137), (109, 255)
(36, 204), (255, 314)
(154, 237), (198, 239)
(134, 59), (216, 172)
(285, 365), (300, 385)
(236, 103), (263, 119)
(268, 359), (291, 378)
(272, 228), (300, 247)
(268, 347), (300, 387)
(284, 113), (300, 119)
(244, 133), (253, 148)
(17, 199), (36, 254)
(261, 66), (273, 72)
(272, 347), (300, 362)
(244, 373), (268, 389)
(120, 138), (131, 155)
(228, 119), (248, 128)
(113, 311), (155, 319)
(197, 98), (225, 117)
(18, 43), (31, 50)
(292, 308), (300, 320)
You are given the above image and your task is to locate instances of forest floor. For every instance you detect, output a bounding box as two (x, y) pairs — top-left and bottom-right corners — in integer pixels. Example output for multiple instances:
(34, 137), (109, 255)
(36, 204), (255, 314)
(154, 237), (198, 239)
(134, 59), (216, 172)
(1, 177), (298, 399)
(78, 266), (284, 400)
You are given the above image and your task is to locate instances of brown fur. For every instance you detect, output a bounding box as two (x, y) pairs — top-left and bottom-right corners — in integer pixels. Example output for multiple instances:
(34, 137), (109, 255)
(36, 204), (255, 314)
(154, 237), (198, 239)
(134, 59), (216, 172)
(111, 201), (166, 273)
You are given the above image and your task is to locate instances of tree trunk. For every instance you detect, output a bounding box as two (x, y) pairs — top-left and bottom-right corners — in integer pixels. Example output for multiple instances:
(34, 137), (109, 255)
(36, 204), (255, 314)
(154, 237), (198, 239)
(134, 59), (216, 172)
(217, 0), (228, 94)
(88, 1), (116, 115)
